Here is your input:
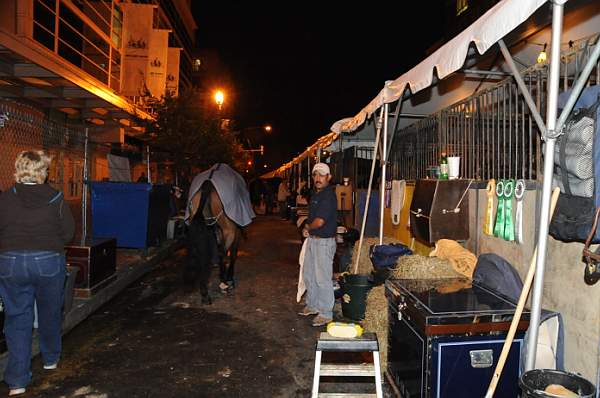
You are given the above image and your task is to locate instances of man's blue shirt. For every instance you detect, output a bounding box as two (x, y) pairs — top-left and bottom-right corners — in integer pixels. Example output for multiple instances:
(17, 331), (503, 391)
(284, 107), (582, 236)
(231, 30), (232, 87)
(307, 185), (337, 238)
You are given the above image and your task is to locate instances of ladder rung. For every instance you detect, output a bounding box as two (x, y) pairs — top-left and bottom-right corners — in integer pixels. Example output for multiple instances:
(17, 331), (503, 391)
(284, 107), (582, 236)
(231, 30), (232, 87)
(318, 394), (377, 397)
(320, 363), (376, 377)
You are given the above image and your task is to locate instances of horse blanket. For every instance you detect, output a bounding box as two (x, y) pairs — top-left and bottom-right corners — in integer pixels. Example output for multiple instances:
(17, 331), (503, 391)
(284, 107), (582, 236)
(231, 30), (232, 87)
(186, 163), (256, 227)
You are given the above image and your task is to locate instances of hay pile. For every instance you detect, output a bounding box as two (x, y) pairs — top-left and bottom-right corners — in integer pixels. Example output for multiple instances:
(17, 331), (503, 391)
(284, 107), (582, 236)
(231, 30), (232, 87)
(363, 285), (388, 371)
(392, 254), (460, 279)
(350, 237), (401, 275)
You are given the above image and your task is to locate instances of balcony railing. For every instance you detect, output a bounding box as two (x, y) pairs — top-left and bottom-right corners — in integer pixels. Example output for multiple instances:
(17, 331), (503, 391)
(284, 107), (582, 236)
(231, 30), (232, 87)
(31, 0), (122, 91)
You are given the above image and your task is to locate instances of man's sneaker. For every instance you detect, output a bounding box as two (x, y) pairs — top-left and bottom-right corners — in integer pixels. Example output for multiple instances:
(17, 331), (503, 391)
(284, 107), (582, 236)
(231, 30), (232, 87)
(9, 388), (26, 396)
(43, 363), (58, 370)
(297, 307), (318, 316)
(311, 315), (333, 327)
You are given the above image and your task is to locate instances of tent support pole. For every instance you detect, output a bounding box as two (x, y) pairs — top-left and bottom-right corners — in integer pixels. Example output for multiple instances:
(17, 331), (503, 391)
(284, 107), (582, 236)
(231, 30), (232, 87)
(81, 127), (89, 245)
(352, 110), (384, 274)
(379, 104), (389, 245)
(498, 39), (546, 135)
(525, 0), (565, 371)
(307, 154), (311, 188)
(555, 38), (600, 133)
(146, 145), (151, 183)
(386, 97), (404, 160)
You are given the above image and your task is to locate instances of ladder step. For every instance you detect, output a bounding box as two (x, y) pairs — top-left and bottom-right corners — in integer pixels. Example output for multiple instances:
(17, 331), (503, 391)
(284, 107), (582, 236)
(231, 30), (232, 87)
(318, 394), (378, 397)
(320, 363), (376, 377)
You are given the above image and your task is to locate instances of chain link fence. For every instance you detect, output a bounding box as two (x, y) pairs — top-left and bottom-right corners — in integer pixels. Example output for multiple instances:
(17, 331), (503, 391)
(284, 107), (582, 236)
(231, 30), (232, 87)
(0, 98), (95, 239)
(0, 97), (181, 241)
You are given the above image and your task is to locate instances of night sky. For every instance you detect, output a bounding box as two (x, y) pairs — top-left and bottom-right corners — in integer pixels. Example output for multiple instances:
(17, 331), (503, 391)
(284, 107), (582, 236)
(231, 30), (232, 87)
(192, 3), (444, 170)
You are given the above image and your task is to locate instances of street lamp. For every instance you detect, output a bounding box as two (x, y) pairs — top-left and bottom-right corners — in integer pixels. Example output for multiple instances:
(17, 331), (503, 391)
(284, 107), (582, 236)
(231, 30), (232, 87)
(214, 90), (224, 110)
(264, 125), (272, 133)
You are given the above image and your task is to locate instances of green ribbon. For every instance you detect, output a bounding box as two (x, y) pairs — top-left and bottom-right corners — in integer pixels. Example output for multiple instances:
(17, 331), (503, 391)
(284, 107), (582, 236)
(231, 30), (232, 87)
(503, 179), (515, 242)
(493, 180), (505, 238)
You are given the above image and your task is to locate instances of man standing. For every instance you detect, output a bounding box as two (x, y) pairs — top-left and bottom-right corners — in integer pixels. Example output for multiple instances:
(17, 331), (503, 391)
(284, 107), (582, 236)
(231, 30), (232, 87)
(299, 163), (337, 327)
(277, 180), (290, 219)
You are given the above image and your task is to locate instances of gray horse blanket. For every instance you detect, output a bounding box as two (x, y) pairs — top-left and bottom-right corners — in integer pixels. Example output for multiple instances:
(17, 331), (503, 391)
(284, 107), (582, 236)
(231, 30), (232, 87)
(186, 163), (256, 227)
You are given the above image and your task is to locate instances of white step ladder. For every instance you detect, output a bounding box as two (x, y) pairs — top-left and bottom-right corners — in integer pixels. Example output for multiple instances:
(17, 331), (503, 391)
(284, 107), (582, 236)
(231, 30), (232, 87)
(311, 332), (383, 398)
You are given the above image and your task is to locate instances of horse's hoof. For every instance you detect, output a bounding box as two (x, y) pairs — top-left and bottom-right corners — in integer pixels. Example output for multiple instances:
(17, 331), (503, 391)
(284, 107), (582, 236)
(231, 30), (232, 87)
(219, 282), (229, 292)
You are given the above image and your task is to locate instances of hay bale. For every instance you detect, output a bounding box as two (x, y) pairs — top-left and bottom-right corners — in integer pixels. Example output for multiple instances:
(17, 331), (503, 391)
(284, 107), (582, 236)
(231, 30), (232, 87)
(362, 285), (388, 372)
(350, 237), (401, 275)
(391, 254), (460, 280)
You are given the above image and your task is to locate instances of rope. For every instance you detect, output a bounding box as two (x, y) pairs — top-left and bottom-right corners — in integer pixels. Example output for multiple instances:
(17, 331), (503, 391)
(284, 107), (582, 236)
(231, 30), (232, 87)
(205, 209), (224, 226)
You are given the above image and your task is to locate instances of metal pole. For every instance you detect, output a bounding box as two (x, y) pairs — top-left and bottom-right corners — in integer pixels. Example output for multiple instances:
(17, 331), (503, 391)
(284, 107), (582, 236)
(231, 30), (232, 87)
(525, 0), (565, 371)
(146, 145), (151, 183)
(379, 104), (389, 245)
(307, 153), (311, 189)
(555, 39), (600, 133)
(81, 127), (89, 245)
(352, 110), (384, 275)
(498, 40), (547, 136)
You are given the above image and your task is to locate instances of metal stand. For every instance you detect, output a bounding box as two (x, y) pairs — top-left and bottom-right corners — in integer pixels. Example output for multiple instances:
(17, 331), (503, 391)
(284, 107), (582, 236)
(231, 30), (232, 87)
(311, 332), (383, 398)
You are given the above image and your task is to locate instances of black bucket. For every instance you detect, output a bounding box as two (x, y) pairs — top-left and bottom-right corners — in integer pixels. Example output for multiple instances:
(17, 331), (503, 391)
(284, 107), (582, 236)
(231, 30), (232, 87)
(519, 369), (595, 398)
(340, 274), (372, 321)
(63, 266), (79, 317)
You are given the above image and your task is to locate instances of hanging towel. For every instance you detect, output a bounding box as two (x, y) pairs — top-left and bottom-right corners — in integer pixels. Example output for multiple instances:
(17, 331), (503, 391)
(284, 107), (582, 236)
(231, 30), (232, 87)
(107, 154), (132, 182)
(297, 238), (308, 302)
(391, 180), (406, 225)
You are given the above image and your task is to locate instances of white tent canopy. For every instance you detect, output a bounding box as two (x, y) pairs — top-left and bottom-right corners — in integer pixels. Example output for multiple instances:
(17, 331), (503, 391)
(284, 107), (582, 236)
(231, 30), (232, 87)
(331, 0), (547, 134)
(324, 0), (600, 384)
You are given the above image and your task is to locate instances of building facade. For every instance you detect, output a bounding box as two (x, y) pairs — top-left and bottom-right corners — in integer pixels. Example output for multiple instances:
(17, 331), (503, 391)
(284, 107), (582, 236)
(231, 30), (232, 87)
(0, 0), (197, 235)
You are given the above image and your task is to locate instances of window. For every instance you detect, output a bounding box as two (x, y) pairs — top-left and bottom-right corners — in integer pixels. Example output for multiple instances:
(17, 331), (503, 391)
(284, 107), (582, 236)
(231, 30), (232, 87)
(33, 0), (57, 51)
(112, 4), (123, 48)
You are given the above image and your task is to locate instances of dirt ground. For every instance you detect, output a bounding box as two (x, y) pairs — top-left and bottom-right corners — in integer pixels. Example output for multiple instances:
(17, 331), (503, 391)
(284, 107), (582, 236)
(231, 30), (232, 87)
(2, 215), (389, 397)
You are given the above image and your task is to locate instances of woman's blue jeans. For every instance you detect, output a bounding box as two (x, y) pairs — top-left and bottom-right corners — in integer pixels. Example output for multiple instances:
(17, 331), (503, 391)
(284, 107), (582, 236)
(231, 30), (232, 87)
(0, 251), (65, 389)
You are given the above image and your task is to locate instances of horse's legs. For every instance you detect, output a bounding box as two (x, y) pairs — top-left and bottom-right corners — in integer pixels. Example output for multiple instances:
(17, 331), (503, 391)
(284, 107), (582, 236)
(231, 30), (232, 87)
(225, 241), (239, 287)
(198, 257), (212, 304)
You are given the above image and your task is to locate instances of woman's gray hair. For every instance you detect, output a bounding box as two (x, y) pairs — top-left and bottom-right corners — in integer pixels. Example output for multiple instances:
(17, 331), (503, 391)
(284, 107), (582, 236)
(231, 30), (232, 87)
(14, 150), (52, 184)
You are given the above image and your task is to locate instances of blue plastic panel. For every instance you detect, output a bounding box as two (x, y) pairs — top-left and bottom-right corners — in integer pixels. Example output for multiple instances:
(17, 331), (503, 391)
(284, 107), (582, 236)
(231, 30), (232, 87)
(357, 190), (380, 237)
(90, 182), (152, 248)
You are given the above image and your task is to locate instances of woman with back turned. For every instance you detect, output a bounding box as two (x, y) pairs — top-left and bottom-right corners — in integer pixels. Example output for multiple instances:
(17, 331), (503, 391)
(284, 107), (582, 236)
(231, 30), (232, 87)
(0, 150), (74, 396)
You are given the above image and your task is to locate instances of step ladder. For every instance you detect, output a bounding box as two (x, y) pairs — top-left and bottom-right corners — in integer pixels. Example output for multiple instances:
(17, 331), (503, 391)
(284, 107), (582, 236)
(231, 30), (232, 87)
(311, 332), (383, 398)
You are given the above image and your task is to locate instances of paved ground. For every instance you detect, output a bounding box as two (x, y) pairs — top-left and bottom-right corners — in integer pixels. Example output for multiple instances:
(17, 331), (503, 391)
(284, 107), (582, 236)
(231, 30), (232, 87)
(2, 216), (388, 397)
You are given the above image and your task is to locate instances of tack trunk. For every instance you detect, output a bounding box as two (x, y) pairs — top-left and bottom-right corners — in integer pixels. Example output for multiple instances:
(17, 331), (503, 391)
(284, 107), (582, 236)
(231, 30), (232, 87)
(65, 238), (117, 298)
(385, 278), (528, 398)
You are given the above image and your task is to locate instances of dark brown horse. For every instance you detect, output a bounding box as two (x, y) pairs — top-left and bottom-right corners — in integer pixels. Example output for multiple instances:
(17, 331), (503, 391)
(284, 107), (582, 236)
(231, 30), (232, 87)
(185, 180), (242, 303)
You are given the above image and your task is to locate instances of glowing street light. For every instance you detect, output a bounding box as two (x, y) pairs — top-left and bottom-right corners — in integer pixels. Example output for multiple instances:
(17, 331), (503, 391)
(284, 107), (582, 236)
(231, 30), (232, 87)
(264, 125), (272, 133)
(214, 90), (225, 110)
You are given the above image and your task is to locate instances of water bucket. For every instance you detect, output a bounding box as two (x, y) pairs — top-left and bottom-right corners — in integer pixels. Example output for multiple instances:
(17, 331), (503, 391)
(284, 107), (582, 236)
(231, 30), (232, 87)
(519, 369), (595, 398)
(340, 274), (372, 321)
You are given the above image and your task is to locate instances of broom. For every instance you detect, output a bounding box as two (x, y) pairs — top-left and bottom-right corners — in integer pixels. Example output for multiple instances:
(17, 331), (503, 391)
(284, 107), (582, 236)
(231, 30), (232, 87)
(484, 187), (560, 397)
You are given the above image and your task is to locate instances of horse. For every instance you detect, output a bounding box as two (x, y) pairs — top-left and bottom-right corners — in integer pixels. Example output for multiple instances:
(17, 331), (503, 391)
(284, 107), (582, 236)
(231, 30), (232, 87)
(184, 180), (243, 303)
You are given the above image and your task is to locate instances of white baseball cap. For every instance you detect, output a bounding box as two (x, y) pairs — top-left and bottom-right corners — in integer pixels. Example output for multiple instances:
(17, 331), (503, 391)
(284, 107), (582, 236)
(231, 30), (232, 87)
(312, 162), (330, 175)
